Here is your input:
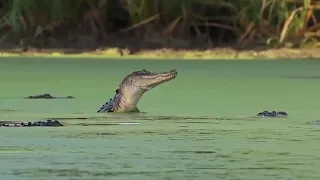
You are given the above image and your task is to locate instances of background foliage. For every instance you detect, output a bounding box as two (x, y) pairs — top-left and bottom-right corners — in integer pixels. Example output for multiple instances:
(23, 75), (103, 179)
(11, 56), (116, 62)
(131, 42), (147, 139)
(0, 0), (319, 48)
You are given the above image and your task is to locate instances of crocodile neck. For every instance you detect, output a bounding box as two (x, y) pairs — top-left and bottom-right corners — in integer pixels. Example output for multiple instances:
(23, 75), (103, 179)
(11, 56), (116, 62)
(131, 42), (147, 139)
(97, 86), (144, 113)
(112, 86), (144, 112)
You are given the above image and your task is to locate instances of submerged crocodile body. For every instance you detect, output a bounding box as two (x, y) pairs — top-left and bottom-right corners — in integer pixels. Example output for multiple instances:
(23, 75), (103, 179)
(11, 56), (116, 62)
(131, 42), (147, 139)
(256, 111), (288, 117)
(24, 93), (74, 99)
(0, 119), (63, 127)
(97, 69), (178, 113)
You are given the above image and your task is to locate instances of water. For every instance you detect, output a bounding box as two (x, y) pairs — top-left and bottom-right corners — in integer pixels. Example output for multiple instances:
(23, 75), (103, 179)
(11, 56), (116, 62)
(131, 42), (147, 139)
(0, 57), (320, 180)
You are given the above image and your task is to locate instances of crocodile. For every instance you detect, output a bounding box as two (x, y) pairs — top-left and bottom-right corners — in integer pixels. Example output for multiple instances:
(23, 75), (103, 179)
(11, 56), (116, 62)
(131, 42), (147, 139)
(24, 93), (74, 99)
(256, 111), (288, 117)
(0, 119), (63, 127)
(97, 69), (178, 113)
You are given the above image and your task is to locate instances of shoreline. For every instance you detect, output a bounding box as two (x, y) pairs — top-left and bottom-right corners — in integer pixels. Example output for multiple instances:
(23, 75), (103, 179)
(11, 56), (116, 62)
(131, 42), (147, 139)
(0, 47), (320, 60)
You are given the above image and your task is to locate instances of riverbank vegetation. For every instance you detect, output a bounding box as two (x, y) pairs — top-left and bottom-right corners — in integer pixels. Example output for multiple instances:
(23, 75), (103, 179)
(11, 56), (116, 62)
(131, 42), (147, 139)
(0, 0), (319, 54)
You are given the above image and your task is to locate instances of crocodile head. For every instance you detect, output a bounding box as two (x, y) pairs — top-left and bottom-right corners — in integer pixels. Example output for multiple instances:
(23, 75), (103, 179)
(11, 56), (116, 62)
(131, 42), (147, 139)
(120, 69), (178, 91)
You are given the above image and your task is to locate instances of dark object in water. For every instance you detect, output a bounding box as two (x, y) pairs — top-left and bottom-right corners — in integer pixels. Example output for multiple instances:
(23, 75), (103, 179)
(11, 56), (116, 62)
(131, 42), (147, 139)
(256, 111), (288, 117)
(313, 120), (320, 126)
(24, 93), (74, 99)
(0, 119), (63, 127)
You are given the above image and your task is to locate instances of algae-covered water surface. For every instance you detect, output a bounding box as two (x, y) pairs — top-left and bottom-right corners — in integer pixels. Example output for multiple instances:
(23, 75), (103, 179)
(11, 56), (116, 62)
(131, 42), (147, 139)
(0, 57), (320, 180)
